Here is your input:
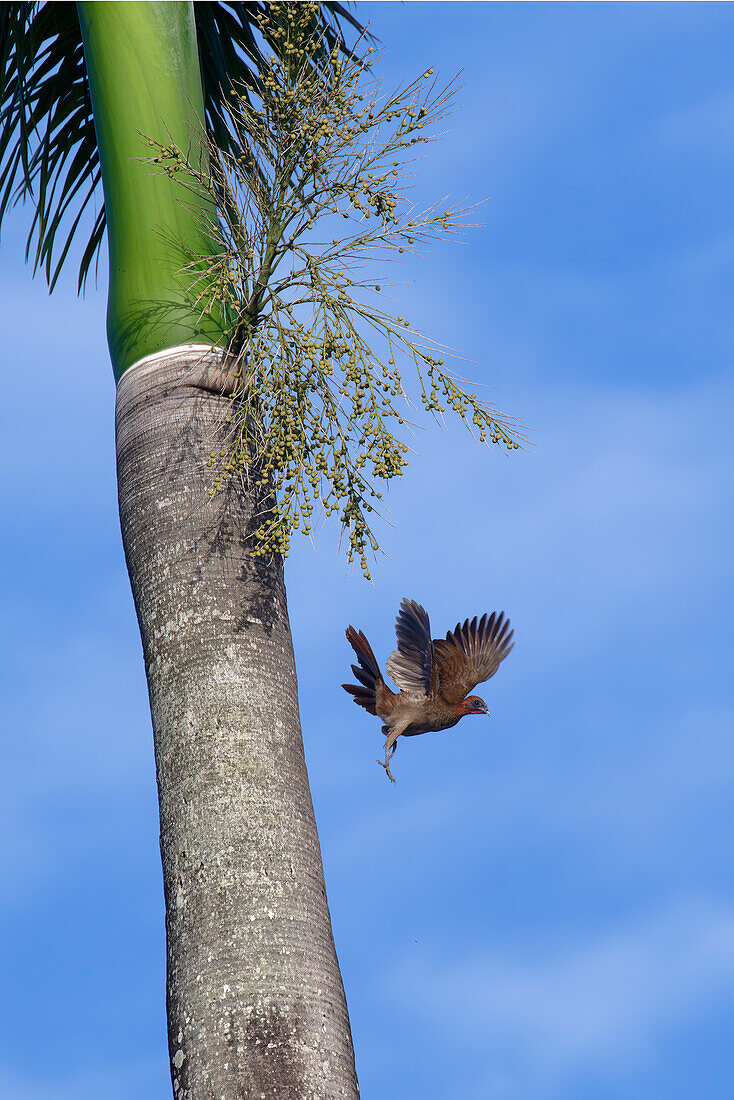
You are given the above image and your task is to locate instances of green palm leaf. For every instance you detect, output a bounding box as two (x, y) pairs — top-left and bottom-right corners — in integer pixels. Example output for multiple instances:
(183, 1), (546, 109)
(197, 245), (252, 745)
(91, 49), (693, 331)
(0, 1), (362, 292)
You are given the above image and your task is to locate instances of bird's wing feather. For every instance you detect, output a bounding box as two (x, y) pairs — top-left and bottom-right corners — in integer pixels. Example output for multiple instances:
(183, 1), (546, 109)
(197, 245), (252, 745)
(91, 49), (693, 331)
(432, 611), (514, 704)
(385, 598), (432, 695)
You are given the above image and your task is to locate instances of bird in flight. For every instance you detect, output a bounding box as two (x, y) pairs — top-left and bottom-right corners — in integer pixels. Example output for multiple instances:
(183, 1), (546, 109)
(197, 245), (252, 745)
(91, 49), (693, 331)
(343, 598), (514, 782)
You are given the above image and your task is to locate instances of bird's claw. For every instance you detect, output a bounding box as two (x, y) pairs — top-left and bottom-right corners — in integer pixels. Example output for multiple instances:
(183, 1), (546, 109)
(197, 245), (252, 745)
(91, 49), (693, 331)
(377, 758), (397, 784)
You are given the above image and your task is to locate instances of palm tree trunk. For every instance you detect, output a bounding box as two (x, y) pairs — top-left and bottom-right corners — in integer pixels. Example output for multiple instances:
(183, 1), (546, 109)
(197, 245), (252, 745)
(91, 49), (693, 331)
(77, 1), (225, 376)
(77, 3), (359, 1093)
(116, 345), (359, 1098)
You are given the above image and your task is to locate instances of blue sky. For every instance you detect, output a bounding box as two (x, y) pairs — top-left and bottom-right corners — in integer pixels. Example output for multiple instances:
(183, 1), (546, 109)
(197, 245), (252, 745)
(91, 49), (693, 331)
(1, 3), (733, 1098)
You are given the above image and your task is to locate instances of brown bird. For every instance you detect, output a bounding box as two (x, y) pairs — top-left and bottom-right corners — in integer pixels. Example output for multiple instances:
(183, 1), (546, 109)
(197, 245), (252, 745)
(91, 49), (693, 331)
(343, 598), (514, 782)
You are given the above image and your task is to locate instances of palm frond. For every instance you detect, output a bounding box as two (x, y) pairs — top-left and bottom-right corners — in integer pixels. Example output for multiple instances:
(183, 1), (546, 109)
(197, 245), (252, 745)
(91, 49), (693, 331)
(0, 1), (363, 293)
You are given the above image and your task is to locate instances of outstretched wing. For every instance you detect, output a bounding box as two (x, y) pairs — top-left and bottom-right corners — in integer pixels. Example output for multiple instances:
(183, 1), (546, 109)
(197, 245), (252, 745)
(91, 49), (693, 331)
(432, 612), (514, 704)
(385, 598), (432, 695)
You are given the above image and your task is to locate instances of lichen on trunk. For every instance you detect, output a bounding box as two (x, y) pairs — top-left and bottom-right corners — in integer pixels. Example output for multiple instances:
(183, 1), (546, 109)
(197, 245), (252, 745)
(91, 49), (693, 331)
(116, 346), (359, 1099)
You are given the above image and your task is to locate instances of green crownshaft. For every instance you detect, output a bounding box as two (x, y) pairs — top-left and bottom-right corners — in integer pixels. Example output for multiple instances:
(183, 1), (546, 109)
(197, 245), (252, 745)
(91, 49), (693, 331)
(77, 1), (226, 381)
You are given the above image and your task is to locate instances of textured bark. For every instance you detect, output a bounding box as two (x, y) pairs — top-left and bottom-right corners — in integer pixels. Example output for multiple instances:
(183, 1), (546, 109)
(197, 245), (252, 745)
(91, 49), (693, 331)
(116, 346), (359, 1100)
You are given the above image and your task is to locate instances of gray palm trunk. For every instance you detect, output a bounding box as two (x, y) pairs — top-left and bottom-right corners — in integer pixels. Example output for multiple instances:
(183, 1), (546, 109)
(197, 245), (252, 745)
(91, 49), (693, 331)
(116, 346), (359, 1099)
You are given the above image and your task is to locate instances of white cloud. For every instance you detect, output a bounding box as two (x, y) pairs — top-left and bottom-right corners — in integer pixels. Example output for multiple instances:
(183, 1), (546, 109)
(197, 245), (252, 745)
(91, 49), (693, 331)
(387, 898), (734, 1098)
(0, 621), (156, 904)
(355, 371), (732, 670)
(658, 89), (734, 156)
(321, 695), (734, 894)
(0, 1057), (166, 1100)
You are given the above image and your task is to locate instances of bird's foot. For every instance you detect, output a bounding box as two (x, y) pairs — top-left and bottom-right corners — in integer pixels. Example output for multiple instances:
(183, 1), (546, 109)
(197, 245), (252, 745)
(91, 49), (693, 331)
(377, 757), (397, 784)
(379, 729), (402, 784)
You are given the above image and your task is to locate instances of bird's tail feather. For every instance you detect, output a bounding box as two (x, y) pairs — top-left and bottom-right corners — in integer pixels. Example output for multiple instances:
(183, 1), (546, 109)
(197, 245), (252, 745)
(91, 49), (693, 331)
(342, 626), (383, 715)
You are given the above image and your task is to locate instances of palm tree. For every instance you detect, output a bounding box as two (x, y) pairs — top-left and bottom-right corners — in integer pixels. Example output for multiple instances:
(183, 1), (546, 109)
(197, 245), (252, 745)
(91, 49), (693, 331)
(0, 3), (361, 1096)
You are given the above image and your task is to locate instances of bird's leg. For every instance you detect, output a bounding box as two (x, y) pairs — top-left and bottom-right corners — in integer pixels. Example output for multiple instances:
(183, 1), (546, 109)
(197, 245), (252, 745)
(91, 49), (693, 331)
(381, 731), (400, 783)
(380, 728), (399, 759)
(378, 721), (408, 784)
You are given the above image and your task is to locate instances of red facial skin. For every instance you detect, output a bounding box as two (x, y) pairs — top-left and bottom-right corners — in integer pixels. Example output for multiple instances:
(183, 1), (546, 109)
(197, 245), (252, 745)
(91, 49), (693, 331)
(462, 695), (489, 716)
